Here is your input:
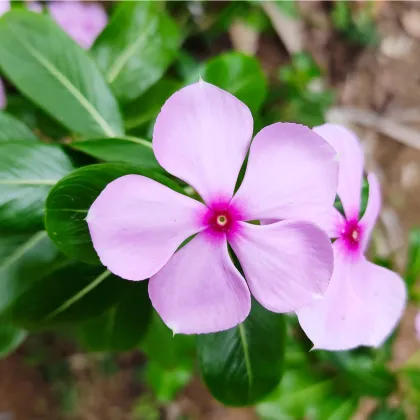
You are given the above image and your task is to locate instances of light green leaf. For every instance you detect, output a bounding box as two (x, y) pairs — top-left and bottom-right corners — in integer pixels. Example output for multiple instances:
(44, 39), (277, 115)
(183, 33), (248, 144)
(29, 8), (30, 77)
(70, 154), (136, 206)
(0, 11), (123, 137)
(0, 323), (27, 359)
(0, 111), (38, 141)
(93, 2), (181, 103)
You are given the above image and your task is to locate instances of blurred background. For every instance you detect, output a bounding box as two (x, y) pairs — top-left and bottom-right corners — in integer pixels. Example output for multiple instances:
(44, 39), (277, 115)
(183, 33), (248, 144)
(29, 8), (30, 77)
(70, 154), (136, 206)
(0, 0), (420, 419)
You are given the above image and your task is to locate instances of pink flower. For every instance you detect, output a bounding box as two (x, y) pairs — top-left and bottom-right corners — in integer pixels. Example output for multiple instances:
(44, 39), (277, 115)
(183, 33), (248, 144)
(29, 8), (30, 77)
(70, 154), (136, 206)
(87, 82), (338, 334)
(416, 312), (420, 341)
(297, 124), (406, 350)
(48, 1), (107, 49)
(0, 0), (9, 16)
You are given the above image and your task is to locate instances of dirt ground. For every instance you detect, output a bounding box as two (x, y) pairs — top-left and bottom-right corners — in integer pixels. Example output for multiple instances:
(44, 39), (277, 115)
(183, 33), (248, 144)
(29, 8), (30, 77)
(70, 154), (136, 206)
(1, 1), (420, 419)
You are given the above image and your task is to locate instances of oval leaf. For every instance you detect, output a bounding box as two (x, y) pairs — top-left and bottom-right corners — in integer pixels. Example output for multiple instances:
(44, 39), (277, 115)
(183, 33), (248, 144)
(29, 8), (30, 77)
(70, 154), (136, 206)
(92, 2), (181, 103)
(0, 11), (123, 137)
(0, 142), (74, 231)
(0, 323), (27, 359)
(45, 163), (181, 264)
(202, 52), (267, 114)
(0, 111), (38, 141)
(70, 137), (162, 170)
(77, 280), (152, 352)
(197, 300), (286, 406)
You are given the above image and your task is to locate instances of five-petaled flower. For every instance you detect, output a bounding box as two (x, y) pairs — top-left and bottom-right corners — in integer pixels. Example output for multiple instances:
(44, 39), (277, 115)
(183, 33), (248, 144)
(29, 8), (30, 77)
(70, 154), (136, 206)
(87, 81), (338, 334)
(297, 124), (407, 350)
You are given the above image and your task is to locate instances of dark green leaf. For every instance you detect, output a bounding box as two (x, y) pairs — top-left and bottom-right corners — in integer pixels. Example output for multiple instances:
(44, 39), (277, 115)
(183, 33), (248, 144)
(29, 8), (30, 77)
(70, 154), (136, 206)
(0, 11), (123, 137)
(92, 1), (181, 103)
(405, 228), (420, 293)
(0, 323), (27, 358)
(0, 231), (61, 316)
(45, 163), (181, 264)
(197, 300), (286, 406)
(77, 280), (152, 351)
(202, 52), (267, 114)
(0, 142), (74, 231)
(6, 262), (126, 329)
(370, 405), (406, 420)
(0, 111), (38, 141)
(124, 79), (181, 132)
(70, 137), (162, 170)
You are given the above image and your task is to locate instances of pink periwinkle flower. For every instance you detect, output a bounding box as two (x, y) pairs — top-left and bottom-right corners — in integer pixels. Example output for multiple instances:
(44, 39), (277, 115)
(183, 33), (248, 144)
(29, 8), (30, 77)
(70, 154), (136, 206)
(48, 1), (107, 49)
(87, 81), (339, 334)
(297, 124), (407, 350)
(415, 311), (420, 341)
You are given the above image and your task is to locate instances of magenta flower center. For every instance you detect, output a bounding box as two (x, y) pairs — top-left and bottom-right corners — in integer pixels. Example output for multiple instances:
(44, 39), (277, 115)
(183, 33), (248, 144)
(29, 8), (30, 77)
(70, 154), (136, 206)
(341, 218), (363, 252)
(202, 201), (243, 236)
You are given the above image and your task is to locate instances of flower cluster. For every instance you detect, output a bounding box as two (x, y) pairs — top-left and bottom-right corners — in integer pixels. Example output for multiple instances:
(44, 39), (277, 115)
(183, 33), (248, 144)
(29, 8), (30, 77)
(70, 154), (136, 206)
(88, 82), (406, 350)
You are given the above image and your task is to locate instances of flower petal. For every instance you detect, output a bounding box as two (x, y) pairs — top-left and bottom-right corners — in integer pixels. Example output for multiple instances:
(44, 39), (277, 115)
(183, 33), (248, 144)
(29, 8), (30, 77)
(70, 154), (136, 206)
(314, 124), (364, 219)
(231, 123), (338, 230)
(229, 221), (333, 313)
(148, 232), (251, 334)
(360, 173), (381, 252)
(0, 78), (6, 110)
(297, 244), (406, 350)
(153, 81), (253, 204)
(415, 312), (420, 341)
(87, 175), (206, 281)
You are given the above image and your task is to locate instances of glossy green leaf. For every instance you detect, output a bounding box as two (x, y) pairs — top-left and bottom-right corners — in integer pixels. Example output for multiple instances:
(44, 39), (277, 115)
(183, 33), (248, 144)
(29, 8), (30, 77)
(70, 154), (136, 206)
(197, 300), (286, 406)
(77, 280), (152, 351)
(124, 79), (181, 132)
(45, 163), (181, 264)
(70, 137), (161, 170)
(6, 262), (126, 329)
(0, 111), (38, 141)
(0, 231), (61, 316)
(202, 52), (267, 114)
(0, 142), (74, 232)
(0, 323), (27, 359)
(0, 11), (123, 137)
(92, 1), (181, 103)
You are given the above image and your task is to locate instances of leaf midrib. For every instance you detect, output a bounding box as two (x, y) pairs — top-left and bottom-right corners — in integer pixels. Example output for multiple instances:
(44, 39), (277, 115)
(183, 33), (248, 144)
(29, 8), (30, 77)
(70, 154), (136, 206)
(238, 323), (253, 396)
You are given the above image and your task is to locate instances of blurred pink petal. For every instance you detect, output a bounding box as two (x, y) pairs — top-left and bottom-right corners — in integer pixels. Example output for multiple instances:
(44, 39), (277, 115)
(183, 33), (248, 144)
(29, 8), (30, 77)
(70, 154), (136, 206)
(153, 80), (253, 204)
(0, 78), (6, 109)
(415, 312), (420, 341)
(26, 1), (43, 13)
(297, 246), (406, 350)
(313, 124), (364, 220)
(0, 0), (9, 16)
(229, 220), (333, 313)
(149, 233), (251, 334)
(87, 174), (206, 281)
(49, 1), (107, 49)
(231, 123), (338, 231)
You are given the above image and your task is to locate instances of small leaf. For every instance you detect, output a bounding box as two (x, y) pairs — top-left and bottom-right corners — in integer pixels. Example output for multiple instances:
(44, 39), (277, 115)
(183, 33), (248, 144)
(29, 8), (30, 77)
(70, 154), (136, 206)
(92, 1), (182, 103)
(197, 300), (286, 406)
(0, 323), (27, 359)
(124, 79), (181, 132)
(45, 163), (181, 264)
(0, 111), (38, 141)
(0, 11), (123, 137)
(77, 280), (152, 352)
(0, 142), (74, 231)
(70, 137), (162, 170)
(201, 52), (267, 114)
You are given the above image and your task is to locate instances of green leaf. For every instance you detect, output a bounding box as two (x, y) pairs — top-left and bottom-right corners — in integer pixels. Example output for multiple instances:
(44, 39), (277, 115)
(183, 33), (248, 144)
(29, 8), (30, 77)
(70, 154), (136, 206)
(197, 300), (286, 406)
(202, 52), (267, 114)
(0, 323), (27, 359)
(92, 1), (182, 103)
(124, 79), (181, 132)
(0, 231), (61, 316)
(0, 111), (38, 141)
(70, 137), (162, 170)
(77, 280), (152, 351)
(45, 163), (181, 264)
(0, 142), (74, 231)
(370, 405), (406, 420)
(0, 11), (123, 137)
(405, 228), (420, 294)
(6, 263), (126, 329)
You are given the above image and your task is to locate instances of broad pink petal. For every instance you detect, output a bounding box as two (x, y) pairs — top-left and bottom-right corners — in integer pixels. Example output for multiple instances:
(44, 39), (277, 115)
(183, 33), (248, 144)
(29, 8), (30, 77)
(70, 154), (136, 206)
(360, 173), (381, 252)
(149, 232), (251, 334)
(297, 244), (406, 350)
(49, 1), (107, 49)
(0, 0), (9, 16)
(231, 123), (338, 230)
(229, 220), (333, 313)
(153, 81), (253, 204)
(415, 312), (420, 341)
(0, 78), (6, 110)
(314, 124), (364, 219)
(87, 175), (206, 281)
